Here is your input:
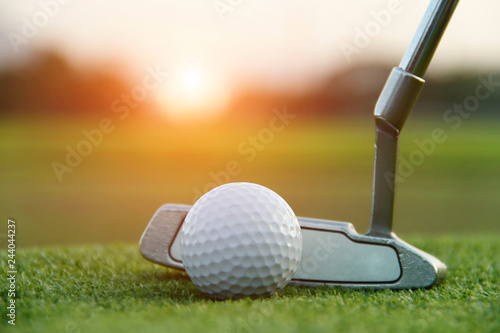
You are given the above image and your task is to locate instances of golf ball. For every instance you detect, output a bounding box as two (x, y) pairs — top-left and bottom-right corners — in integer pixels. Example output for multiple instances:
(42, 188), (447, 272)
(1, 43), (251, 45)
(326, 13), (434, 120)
(180, 182), (302, 299)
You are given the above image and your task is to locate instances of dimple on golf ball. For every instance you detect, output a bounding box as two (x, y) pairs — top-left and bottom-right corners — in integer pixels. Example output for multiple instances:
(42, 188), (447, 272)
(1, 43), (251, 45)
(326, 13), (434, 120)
(180, 182), (302, 299)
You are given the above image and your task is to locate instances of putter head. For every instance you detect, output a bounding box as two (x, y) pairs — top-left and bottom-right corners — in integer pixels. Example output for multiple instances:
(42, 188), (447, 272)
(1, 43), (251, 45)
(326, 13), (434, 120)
(140, 204), (446, 289)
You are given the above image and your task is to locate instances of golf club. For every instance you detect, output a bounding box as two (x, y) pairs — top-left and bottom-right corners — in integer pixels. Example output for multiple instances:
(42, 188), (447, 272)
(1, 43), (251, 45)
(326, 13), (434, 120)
(140, 0), (459, 289)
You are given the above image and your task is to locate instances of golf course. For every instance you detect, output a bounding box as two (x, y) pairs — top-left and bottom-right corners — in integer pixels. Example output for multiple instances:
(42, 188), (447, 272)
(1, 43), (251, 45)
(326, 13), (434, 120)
(2, 0), (500, 331)
(0, 0), (500, 333)
(1, 113), (499, 332)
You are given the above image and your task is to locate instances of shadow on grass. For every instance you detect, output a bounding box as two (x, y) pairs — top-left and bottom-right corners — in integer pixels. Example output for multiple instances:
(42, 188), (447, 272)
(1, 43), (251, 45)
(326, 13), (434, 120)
(134, 268), (222, 303)
(139, 269), (191, 282)
(135, 268), (391, 303)
(133, 268), (350, 303)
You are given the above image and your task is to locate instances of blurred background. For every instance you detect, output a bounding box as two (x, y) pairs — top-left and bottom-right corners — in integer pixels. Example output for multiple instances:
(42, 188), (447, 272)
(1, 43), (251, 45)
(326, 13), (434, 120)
(1, 0), (499, 247)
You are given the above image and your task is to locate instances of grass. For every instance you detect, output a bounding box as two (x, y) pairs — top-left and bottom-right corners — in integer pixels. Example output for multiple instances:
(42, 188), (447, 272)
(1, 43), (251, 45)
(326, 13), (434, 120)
(0, 115), (499, 331)
(1, 236), (499, 332)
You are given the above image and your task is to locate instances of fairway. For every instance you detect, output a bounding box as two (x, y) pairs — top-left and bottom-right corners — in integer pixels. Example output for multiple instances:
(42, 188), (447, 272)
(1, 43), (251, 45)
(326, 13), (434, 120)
(1, 115), (499, 332)
(1, 236), (499, 333)
(2, 0), (500, 331)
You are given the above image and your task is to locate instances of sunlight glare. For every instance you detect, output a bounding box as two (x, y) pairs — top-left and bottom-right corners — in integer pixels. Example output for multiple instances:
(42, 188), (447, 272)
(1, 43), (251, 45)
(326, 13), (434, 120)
(155, 64), (230, 123)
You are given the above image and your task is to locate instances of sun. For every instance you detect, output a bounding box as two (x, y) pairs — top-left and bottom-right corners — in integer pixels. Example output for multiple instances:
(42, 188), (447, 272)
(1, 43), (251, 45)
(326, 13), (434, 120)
(181, 68), (203, 91)
(155, 64), (230, 123)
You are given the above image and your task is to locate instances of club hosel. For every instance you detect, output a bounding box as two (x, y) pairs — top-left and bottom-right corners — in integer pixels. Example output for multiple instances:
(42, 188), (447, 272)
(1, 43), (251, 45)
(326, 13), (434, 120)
(368, 67), (425, 239)
(374, 67), (425, 133)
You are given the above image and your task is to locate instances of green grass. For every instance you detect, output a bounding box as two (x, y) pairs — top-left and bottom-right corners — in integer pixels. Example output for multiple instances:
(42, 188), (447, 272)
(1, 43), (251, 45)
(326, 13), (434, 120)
(1, 236), (499, 332)
(1, 115), (499, 331)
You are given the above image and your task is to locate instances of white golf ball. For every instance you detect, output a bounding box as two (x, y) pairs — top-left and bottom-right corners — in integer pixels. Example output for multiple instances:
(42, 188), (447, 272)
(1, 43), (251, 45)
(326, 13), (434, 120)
(180, 182), (302, 299)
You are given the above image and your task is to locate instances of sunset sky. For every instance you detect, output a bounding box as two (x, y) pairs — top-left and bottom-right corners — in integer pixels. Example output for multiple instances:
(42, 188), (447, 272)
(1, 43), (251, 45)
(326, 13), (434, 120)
(1, 0), (499, 119)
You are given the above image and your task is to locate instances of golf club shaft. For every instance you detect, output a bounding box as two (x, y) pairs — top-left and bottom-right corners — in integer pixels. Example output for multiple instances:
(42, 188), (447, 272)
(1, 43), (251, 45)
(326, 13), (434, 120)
(368, 0), (459, 237)
(400, 0), (460, 77)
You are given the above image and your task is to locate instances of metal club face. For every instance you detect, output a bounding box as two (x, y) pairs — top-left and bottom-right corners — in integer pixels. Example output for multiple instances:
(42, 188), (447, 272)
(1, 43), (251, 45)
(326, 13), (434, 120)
(140, 0), (458, 290)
